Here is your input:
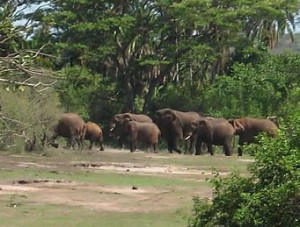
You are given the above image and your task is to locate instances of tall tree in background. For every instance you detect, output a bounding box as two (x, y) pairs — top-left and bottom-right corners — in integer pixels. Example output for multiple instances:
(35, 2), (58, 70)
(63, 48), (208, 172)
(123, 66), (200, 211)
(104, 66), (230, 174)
(0, 1), (56, 90)
(26, 0), (300, 113)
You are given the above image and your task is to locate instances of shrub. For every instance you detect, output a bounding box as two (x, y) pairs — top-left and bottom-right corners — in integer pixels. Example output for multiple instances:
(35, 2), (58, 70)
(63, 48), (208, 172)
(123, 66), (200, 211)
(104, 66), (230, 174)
(188, 117), (300, 227)
(0, 86), (62, 152)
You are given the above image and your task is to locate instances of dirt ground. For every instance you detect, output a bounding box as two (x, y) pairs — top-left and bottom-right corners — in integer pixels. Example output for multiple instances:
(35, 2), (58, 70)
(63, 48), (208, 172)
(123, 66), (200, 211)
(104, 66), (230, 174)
(0, 148), (249, 214)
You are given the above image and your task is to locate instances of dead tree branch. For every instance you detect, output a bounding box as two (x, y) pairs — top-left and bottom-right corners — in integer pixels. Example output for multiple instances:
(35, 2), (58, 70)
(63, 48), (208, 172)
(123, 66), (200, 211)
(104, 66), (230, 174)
(0, 78), (57, 88)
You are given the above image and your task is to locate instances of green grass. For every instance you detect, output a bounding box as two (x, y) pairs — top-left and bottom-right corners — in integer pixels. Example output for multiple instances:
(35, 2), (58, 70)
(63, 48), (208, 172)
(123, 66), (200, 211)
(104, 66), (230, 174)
(0, 167), (209, 187)
(0, 149), (251, 227)
(0, 200), (189, 227)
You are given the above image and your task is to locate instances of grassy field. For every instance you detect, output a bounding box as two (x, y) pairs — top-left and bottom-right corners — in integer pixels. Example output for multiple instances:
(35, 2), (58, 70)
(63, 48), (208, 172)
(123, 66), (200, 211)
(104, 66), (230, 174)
(0, 147), (252, 227)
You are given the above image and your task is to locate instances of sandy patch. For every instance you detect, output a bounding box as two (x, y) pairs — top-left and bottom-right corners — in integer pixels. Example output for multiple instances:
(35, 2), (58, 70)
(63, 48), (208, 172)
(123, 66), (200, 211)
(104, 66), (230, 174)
(0, 180), (193, 213)
(73, 161), (229, 176)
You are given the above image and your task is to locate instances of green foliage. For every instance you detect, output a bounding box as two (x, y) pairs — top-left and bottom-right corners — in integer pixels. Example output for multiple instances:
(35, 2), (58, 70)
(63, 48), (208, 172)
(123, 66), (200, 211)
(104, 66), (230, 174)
(153, 83), (204, 112)
(26, 0), (299, 112)
(197, 53), (300, 118)
(57, 66), (97, 119)
(0, 87), (62, 152)
(56, 65), (119, 127)
(189, 117), (300, 227)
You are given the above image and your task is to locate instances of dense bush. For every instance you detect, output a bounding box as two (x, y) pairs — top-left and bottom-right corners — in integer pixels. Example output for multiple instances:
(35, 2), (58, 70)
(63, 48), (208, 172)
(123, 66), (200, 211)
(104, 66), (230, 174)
(199, 53), (300, 118)
(188, 116), (300, 227)
(57, 66), (120, 129)
(0, 87), (62, 152)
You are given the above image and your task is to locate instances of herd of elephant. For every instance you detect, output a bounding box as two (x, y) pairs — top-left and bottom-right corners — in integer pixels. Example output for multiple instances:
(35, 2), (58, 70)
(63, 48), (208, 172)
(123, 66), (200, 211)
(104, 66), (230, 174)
(51, 108), (279, 156)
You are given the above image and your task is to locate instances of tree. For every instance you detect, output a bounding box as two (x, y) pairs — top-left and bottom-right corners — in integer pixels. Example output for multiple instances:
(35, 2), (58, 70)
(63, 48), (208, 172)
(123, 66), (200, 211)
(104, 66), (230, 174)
(0, 1), (61, 151)
(27, 0), (300, 113)
(189, 117), (300, 227)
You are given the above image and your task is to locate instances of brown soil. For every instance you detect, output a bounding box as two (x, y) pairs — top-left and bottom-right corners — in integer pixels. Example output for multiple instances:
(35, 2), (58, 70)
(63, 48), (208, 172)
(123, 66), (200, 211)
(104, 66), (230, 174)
(0, 148), (243, 213)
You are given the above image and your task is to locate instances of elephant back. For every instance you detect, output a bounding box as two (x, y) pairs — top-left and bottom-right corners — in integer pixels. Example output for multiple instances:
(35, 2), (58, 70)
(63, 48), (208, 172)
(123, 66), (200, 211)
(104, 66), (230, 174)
(84, 122), (103, 140)
(231, 117), (278, 140)
(56, 113), (85, 138)
(110, 113), (152, 133)
(243, 117), (278, 135)
(133, 121), (161, 143)
(155, 108), (201, 138)
(124, 113), (152, 122)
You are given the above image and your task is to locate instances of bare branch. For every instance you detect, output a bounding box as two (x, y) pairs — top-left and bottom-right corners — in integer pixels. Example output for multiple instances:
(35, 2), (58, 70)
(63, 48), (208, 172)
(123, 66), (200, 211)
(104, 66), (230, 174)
(0, 114), (25, 125)
(0, 78), (57, 88)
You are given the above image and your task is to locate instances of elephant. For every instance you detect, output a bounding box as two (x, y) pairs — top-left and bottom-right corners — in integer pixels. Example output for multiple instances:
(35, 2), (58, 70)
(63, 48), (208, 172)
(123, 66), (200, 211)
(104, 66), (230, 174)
(82, 122), (104, 151)
(109, 113), (153, 148)
(186, 117), (236, 156)
(122, 118), (161, 153)
(154, 108), (202, 154)
(228, 117), (279, 156)
(51, 112), (86, 149)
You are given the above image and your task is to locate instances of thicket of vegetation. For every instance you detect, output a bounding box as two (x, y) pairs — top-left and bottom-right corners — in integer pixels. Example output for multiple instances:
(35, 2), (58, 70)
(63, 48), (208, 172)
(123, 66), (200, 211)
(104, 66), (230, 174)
(0, 0), (300, 225)
(189, 116), (300, 227)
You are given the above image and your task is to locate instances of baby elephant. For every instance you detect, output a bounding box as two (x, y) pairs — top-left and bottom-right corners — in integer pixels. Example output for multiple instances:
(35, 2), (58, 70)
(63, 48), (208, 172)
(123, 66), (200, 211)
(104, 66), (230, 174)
(82, 122), (104, 151)
(122, 119), (161, 153)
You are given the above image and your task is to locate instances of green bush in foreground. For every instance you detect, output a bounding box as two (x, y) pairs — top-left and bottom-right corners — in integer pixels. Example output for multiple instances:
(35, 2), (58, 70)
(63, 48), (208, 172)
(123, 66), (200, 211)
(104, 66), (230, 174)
(189, 118), (300, 227)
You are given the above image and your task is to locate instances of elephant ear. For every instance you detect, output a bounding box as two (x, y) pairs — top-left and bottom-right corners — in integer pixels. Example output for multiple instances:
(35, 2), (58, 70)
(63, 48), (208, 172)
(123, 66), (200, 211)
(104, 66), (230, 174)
(166, 110), (183, 138)
(228, 119), (244, 134)
(123, 113), (133, 120)
(122, 118), (133, 133)
(163, 110), (176, 122)
(198, 119), (213, 141)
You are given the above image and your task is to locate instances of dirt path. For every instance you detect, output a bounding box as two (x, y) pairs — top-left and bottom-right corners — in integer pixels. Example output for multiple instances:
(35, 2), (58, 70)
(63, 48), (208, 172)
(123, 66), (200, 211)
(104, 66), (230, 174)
(0, 148), (249, 213)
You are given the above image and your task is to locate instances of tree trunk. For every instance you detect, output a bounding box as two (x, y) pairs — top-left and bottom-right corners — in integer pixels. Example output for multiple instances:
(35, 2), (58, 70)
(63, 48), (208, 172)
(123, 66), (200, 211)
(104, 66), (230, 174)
(124, 74), (135, 112)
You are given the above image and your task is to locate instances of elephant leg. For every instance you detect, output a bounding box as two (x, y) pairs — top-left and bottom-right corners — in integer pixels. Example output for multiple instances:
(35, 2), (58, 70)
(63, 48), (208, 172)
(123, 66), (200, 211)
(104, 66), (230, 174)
(186, 135), (196, 154)
(88, 140), (93, 149)
(171, 137), (183, 154)
(118, 136), (125, 149)
(184, 140), (188, 154)
(173, 141), (182, 154)
(224, 138), (233, 156)
(167, 138), (173, 153)
(207, 143), (214, 156)
(64, 138), (72, 149)
(69, 134), (78, 150)
(184, 139), (191, 154)
(130, 137), (137, 153)
(223, 144), (232, 156)
(195, 140), (203, 155)
(99, 139), (104, 151)
(238, 138), (245, 156)
(153, 142), (158, 153)
(69, 131), (82, 150)
(75, 136), (83, 150)
(129, 140), (134, 152)
(134, 140), (138, 151)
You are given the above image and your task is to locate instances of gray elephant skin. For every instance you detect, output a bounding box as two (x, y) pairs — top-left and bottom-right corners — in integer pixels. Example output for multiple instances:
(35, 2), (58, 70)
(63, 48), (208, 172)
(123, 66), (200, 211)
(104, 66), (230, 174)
(154, 108), (202, 154)
(187, 117), (235, 156)
(109, 113), (153, 148)
(52, 112), (86, 149)
(229, 117), (279, 156)
(83, 121), (104, 151)
(122, 119), (161, 153)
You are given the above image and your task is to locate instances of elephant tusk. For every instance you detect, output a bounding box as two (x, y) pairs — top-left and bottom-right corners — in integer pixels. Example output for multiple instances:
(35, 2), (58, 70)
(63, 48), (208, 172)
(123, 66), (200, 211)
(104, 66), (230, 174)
(110, 127), (115, 132)
(185, 135), (191, 140)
